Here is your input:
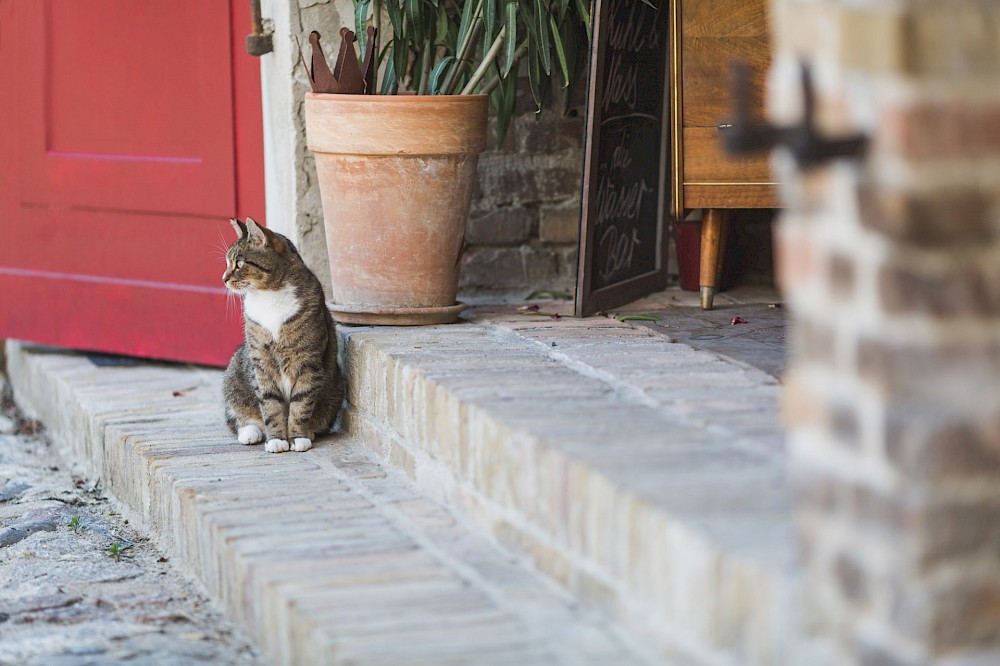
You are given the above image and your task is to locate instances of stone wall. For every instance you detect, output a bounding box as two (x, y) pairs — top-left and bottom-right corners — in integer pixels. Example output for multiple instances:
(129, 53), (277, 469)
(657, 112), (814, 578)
(770, 0), (1000, 664)
(260, 0), (585, 300)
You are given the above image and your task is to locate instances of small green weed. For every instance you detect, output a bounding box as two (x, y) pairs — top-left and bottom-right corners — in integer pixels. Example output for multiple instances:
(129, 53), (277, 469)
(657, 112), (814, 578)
(67, 516), (81, 532)
(106, 542), (132, 562)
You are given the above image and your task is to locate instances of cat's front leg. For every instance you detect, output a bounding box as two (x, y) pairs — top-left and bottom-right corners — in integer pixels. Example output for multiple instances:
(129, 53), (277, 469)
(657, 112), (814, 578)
(253, 362), (290, 453)
(286, 361), (325, 452)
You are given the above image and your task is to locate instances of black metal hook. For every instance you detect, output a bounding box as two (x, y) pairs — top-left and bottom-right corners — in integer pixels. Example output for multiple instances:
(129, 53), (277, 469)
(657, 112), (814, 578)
(723, 62), (868, 169)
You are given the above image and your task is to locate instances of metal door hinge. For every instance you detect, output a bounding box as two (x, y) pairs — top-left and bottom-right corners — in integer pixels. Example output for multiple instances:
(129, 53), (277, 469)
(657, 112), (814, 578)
(723, 62), (868, 169)
(246, 0), (273, 56)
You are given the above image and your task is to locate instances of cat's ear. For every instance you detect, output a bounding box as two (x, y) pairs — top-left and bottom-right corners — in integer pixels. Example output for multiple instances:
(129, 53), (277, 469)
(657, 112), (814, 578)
(230, 218), (247, 240)
(245, 217), (286, 253)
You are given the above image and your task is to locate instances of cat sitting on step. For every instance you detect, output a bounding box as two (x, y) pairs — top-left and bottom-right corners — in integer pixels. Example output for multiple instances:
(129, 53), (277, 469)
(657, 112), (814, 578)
(221, 217), (343, 453)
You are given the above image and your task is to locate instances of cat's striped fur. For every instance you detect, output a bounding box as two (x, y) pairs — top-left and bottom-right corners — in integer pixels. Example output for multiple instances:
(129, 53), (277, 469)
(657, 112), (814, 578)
(222, 217), (343, 453)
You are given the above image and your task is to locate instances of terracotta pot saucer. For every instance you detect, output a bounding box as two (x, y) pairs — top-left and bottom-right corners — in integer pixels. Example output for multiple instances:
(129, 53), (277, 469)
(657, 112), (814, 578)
(327, 301), (466, 326)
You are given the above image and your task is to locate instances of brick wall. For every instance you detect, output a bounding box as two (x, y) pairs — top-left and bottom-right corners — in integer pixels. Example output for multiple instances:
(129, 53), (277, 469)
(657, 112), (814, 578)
(460, 85), (586, 298)
(771, 0), (1000, 664)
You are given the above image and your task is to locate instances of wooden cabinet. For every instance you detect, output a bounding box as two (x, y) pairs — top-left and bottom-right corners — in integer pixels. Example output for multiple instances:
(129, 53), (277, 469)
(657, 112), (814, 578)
(670, 0), (778, 308)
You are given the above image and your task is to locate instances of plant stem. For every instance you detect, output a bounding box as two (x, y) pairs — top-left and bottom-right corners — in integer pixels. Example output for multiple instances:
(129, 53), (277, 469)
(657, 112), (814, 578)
(371, 0), (380, 92)
(441, 16), (484, 95)
(480, 41), (527, 94)
(418, 37), (432, 94)
(461, 25), (506, 94)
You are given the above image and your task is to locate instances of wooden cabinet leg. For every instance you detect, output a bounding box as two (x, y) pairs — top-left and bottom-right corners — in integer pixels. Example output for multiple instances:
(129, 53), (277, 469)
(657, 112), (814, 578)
(699, 208), (730, 310)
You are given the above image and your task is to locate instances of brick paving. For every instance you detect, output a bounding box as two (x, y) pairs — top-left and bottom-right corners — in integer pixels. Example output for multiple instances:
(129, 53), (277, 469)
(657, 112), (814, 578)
(5, 340), (656, 666)
(343, 306), (797, 665)
(4, 295), (797, 665)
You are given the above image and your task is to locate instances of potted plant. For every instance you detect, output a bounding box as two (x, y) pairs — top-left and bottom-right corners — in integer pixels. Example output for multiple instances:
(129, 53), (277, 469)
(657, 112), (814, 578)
(304, 0), (591, 325)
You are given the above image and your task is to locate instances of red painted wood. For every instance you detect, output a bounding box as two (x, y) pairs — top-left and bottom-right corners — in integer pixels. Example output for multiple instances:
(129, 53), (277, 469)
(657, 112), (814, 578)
(0, 0), (265, 367)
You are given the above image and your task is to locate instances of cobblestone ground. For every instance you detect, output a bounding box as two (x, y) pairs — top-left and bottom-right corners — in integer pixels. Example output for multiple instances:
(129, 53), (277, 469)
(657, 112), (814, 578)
(0, 377), (266, 666)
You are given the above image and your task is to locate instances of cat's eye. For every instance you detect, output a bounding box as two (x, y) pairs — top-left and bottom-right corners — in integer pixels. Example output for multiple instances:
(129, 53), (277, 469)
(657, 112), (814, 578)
(236, 260), (245, 269)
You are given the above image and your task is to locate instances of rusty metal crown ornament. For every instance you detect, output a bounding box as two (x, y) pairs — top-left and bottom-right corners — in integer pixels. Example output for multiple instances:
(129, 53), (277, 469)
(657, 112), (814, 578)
(298, 27), (377, 95)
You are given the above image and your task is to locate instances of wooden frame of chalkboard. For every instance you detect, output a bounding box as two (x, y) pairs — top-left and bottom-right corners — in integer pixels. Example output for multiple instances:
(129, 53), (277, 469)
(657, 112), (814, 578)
(575, 0), (671, 317)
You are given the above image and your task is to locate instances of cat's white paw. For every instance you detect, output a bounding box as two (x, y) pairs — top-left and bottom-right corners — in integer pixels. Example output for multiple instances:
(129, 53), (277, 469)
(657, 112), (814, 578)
(237, 425), (264, 445)
(265, 438), (290, 453)
(291, 437), (312, 452)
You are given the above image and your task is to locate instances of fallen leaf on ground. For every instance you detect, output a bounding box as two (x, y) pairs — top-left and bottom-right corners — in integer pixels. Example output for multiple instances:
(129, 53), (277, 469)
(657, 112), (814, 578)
(613, 314), (661, 322)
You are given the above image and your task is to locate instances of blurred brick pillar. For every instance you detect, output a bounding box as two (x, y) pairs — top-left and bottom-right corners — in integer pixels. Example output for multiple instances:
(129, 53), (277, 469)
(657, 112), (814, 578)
(770, 0), (1000, 664)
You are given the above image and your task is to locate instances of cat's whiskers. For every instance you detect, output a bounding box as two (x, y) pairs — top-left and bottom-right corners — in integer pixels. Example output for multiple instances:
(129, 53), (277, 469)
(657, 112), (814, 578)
(213, 229), (233, 263)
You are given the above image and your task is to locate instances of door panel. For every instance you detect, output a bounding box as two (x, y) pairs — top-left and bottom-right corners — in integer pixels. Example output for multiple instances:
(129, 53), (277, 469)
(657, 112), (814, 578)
(0, 0), (265, 366)
(16, 1), (236, 215)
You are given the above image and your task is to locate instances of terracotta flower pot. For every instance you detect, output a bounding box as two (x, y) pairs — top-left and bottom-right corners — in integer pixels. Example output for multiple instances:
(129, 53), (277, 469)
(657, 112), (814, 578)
(304, 93), (489, 325)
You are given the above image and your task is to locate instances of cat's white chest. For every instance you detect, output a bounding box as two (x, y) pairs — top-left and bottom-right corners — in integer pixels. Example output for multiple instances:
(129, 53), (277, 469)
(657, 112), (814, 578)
(243, 284), (299, 339)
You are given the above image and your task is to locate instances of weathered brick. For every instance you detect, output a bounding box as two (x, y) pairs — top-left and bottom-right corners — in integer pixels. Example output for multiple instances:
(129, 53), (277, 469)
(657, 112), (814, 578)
(920, 500), (1000, 566)
(774, 215), (823, 293)
(473, 162), (580, 209)
(854, 637), (923, 666)
(458, 246), (560, 291)
(538, 203), (580, 244)
(518, 114), (584, 154)
(903, 3), (1000, 79)
(879, 101), (1000, 161)
(790, 317), (836, 365)
(835, 6), (908, 73)
(789, 471), (903, 534)
(828, 253), (855, 302)
(466, 207), (533, 246)
(835, 551), (870, 606)
(885, 414), (1000, 483)
(829, 400), (861, 451)
(857, 337), (1000, 401)
(878, 255), (1000, 317)
(930, 577), (1000, 652)
(857, 185), (999, 248)
(837, 2), (1000, 79)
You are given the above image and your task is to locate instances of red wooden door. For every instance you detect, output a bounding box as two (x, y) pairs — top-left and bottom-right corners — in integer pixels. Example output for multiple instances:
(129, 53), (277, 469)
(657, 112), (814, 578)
(0, 1), (264, 367)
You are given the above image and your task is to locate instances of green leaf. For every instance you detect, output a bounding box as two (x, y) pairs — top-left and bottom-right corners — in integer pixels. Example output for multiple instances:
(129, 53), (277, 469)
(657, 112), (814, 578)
(406, 0), (424, 47)
(613, 314), (661, 322)
(526, 36), (543, 112)
(385, 0), (404, 35)
(456, 0), (479, 50)
(549, 14), (568, 85)
(355, 0), (372, 55)
(501, 0), (517, 77)
(526, 289), (573, 300)
(435, 2), (450, 45)
(484, 0), (498, 50)
(429, 55), (456, 93)
(494, 64), (517, 146)
(558, 14), (584, 112)
(573, 0), (590, 41)
(534, 0), (551, 75)
(380, 49), (399, 94)
(518, 0), (540, 45)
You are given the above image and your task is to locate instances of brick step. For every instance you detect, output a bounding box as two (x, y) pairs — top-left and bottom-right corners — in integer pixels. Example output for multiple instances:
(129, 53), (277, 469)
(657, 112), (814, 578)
(340, 310), (802, 666)
(5, 342), (655, 666)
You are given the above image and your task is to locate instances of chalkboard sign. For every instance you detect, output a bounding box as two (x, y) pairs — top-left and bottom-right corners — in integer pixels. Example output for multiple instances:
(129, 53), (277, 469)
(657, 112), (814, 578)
(576, 0), (670, 316)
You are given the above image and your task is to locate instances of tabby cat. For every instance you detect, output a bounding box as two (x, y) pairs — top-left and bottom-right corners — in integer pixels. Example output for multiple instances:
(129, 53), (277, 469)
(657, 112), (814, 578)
(222, 217), (343, 453)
